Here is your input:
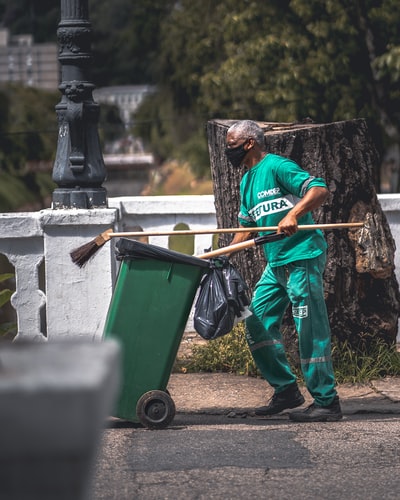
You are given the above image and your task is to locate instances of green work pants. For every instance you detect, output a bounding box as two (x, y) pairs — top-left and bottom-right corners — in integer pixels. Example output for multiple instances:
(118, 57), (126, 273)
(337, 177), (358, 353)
(245, 252), (337, 406)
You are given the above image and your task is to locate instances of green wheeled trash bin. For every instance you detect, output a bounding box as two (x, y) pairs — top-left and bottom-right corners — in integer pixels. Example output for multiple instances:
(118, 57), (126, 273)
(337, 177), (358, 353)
(104, 238), (210, 429)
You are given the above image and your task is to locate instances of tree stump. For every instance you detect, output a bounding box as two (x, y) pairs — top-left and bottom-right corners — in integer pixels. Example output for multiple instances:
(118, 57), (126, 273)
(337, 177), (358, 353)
(207, 118), (400, 350)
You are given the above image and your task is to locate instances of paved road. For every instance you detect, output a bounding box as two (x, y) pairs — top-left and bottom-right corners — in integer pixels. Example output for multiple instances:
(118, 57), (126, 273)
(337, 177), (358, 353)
(91, 374), (400, 499)
(92, 413), (400, 500)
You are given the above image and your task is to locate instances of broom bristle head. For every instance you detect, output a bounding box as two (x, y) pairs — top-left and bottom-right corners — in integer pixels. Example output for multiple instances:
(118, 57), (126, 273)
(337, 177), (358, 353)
(70, 229), (113, 267)
(70, 239), (102, 268)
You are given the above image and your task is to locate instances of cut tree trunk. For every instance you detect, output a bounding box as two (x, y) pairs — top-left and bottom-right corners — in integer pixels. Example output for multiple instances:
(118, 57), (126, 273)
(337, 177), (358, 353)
(207, 118), (399, 352)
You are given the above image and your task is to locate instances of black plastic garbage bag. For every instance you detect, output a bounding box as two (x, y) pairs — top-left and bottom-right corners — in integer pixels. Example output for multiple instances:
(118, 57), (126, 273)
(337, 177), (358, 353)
(221, 261), (250, 317)
(194, 257), (250, 340)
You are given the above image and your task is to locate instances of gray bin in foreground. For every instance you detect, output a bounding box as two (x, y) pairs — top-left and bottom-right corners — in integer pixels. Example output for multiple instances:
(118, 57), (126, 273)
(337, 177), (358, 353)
(0, 340), (120, 500)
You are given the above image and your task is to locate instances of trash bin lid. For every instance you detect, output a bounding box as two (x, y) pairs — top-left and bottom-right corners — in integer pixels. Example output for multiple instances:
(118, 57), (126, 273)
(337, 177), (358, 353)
(115, 238), (210, 268)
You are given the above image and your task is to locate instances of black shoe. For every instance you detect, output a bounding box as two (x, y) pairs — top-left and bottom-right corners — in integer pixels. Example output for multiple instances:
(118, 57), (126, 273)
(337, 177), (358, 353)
(255, 383), (305, 416)
(289, 396), (343, 422)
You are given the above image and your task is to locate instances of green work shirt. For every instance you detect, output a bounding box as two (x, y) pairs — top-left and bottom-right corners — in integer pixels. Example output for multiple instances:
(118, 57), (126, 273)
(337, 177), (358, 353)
(238, 153), (328, 267)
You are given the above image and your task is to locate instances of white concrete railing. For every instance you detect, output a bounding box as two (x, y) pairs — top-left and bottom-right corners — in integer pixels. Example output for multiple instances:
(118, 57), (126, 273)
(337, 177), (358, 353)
(0, 193), (399, 342)
(0, 209), (119, 342)
(0, 195), (216, 342)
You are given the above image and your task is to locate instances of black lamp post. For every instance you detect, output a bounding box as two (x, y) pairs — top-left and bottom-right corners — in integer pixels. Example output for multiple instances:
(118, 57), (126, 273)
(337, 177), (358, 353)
(52, 0), (107, 209)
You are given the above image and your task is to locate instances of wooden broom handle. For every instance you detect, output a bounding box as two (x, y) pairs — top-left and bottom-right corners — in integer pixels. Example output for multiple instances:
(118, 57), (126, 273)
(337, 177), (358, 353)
(105, 222), (364, 239)
(198, 238), (259, 259)
(197, 221), (365, 259)
(198, 232), (286, 259)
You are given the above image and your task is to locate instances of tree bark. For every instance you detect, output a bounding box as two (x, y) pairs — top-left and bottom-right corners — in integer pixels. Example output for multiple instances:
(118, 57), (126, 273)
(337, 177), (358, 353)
(207, 118), (400, 350)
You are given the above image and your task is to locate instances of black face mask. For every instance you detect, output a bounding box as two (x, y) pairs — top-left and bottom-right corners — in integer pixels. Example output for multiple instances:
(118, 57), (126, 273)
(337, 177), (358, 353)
(225, 141), (248, 168)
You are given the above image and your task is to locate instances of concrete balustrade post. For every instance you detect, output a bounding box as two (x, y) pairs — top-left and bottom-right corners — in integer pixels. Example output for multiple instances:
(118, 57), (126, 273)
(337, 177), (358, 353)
(41, 208), (119, 340)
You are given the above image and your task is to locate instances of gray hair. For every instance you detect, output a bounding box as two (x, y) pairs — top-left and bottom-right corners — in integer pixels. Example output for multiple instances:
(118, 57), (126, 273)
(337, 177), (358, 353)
(227, 120), (266, 149)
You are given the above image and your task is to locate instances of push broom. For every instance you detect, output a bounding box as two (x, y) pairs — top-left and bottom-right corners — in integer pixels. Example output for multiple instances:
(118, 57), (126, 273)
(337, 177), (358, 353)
(70, 222), (365, 267)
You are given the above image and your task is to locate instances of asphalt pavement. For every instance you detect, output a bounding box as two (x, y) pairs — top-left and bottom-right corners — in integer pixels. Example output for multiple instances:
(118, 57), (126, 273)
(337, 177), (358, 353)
(91, 374), (400, 500)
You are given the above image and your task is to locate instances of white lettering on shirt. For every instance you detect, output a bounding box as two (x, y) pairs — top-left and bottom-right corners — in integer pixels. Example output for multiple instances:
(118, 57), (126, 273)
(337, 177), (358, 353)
(257, 187), (281, 199)
(248, 197), (294, 222)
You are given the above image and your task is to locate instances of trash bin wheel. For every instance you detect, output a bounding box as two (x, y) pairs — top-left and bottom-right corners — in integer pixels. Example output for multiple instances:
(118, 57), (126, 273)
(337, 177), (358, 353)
(136, 390), (176, 429)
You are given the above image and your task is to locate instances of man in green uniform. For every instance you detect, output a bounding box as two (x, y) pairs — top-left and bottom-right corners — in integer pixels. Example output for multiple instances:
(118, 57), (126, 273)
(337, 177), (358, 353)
(225, 120), (342, 422)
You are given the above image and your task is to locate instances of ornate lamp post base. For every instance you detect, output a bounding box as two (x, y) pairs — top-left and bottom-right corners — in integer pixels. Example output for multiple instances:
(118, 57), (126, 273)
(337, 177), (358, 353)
(52, 187), (107, 209)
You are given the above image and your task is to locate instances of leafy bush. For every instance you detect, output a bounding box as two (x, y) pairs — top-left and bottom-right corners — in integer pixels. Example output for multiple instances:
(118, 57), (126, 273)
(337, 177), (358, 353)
(181, 323), (400, 384)
(184, 323), (259, 377)
(332, 337), (400, 384)
(0, 273), (13, 308)
(0, 272), (16, 339)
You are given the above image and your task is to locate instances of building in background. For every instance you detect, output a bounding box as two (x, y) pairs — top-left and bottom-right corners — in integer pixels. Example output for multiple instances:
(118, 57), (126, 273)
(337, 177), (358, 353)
(0, 28), (59, 90)
(94, 85), (155, 129)
(93, 85), (157, 197)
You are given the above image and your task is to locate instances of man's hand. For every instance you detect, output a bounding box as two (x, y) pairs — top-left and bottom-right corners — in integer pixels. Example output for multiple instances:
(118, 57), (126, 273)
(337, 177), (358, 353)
(278, 212), (298, 236)
(278, 186), (329, 236)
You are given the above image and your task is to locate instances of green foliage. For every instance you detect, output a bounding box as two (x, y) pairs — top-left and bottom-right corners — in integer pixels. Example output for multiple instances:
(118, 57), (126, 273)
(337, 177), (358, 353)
(185, 323), (260, 377)
(375, 45), (400, 81)
(133, 89), (180, 161)
(1, 84), (58, 166)
(0, 272), (13, 308)
(133, 90), (211, 177)
(0, 84), (57, 210)
(0, 0), (59, 43)
(0, 288), (12, 309)
(183, 323), (400, 384)
(0, 272), (16, 338)
(133, 0), (400, 179)
(159, 0), (400, 129)
(2, 0), (400, 184)
(332, 336), (400, 384)
(0, 172), (38, 212)
(90, 0), (175, 86)
(176, 129), (211, 179)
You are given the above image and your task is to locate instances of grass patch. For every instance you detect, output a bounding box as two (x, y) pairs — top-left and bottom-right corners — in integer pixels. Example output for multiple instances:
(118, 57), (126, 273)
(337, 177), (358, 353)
(179, 323), (400, 384)
(184, 324), (259, 377)
(332, 337), (400, 384)
(0, 272), (16, 341)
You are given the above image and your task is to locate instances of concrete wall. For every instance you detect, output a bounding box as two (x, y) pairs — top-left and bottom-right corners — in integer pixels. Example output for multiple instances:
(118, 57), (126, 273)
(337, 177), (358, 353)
(377, 194), (400, 278)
